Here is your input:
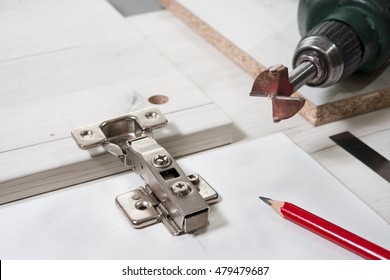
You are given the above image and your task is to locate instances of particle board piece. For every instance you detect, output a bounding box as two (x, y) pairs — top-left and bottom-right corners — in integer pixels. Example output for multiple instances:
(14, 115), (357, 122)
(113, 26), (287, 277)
(160, 0), (390, 125)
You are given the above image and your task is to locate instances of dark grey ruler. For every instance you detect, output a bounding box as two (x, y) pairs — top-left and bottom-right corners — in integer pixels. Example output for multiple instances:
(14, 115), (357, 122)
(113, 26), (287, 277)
(330, 131), (390, 183)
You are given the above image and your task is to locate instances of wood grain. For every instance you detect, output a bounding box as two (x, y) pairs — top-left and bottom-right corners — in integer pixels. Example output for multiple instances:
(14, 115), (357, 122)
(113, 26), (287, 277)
(0, 0), (232, 204)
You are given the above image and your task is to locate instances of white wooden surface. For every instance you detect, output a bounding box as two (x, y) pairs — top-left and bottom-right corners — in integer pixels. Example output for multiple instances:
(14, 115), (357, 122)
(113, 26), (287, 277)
(1, 133), (389, 259)
(0, 1), (389, 259)
(0, 0), (232, 203)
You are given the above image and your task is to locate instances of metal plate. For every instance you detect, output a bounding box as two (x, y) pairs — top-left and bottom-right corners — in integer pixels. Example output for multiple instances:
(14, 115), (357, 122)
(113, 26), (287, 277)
(330, 131), (390, 183)
(116, 189), (160, 228)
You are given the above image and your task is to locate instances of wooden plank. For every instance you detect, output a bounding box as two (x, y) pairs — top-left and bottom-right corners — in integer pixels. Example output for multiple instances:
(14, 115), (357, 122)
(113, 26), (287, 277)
(0, 104), (232, 204)
(0, 0), (232, 204)
(160, 0), (390, 125)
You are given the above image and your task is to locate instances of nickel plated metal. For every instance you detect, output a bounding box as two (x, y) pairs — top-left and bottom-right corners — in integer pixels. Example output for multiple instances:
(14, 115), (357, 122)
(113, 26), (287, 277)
(72, 107), (219, 235)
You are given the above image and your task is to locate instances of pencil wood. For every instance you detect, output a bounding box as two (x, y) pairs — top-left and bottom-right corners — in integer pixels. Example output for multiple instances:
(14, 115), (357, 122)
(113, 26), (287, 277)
(259, 196), (390, 260)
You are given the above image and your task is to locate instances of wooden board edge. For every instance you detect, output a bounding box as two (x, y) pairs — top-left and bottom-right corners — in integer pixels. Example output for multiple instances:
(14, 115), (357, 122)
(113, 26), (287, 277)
(161, 0), (390, 126)
(295, 89), (390, 126)
(159, 0), (264, 77)
(0, 154), (129, 205)
(0, 104), (233, 204)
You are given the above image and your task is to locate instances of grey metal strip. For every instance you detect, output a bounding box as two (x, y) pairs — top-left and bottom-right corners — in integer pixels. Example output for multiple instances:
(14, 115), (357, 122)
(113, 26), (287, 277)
(330, 131), (390, 183)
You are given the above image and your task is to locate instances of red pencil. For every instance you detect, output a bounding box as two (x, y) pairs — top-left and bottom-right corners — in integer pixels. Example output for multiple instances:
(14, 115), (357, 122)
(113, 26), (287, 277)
(259, 196), (390, 260)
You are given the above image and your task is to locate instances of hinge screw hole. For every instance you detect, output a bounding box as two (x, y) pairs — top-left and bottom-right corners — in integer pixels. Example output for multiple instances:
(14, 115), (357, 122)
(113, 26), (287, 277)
(135, 201), (150, 211)
(145, 111), (159, 120)
(80, 130), (93, 139)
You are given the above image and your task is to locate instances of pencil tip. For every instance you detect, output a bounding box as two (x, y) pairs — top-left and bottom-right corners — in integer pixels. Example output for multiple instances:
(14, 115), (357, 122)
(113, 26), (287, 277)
(259, 196), (272, 206)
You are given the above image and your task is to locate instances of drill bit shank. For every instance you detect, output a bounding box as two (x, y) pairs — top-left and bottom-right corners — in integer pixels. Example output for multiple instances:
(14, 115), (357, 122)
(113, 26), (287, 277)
(289, 61), (316, 93)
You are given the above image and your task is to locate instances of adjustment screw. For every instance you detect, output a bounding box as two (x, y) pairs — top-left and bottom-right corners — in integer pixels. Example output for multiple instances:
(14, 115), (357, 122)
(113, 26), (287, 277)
(152, 154), (172, 168)
(171, 181), (191, 196)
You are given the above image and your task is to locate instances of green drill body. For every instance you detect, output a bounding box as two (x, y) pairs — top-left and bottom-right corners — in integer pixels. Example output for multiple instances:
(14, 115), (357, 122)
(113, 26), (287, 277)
(298, 0), (390, 72)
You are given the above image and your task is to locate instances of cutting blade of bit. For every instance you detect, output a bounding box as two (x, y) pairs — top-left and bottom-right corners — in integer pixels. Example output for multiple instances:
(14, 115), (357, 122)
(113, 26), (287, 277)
(250, 64), (305, 122)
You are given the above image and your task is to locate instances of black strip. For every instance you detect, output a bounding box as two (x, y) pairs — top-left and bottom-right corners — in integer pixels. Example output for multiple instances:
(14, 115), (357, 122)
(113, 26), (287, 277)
(330, 131), (390, 183)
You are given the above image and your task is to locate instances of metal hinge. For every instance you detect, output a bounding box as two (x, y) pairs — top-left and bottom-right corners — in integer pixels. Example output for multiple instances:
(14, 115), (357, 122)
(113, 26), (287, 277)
(71, 108), (218, 235)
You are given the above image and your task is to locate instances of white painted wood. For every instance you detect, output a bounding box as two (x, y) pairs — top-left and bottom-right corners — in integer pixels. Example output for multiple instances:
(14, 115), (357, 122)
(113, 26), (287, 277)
(1, 2), (389, 260)
(1, 133), (389, 259)
(0, 0), (126, 59)
(0, 104), (232, 204)
(0, 0), (232, 203)
(127, 10), (303, 141)
(311, 129), (390, 222)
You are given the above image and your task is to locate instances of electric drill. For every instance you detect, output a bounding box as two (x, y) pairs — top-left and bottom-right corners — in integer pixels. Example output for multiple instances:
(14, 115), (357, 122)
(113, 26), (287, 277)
(250, 0), (390, 122)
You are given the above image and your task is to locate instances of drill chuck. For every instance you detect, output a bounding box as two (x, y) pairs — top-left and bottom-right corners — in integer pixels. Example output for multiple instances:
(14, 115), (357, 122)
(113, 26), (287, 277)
(292, 21), (363, 88)
(290, 0), (390, 91)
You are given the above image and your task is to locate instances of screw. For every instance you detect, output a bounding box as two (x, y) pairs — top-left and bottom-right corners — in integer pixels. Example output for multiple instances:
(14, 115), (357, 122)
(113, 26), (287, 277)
(187, 173), (200, 185)
(171, 181), (191, 196)
(152, 154), (171, 168)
